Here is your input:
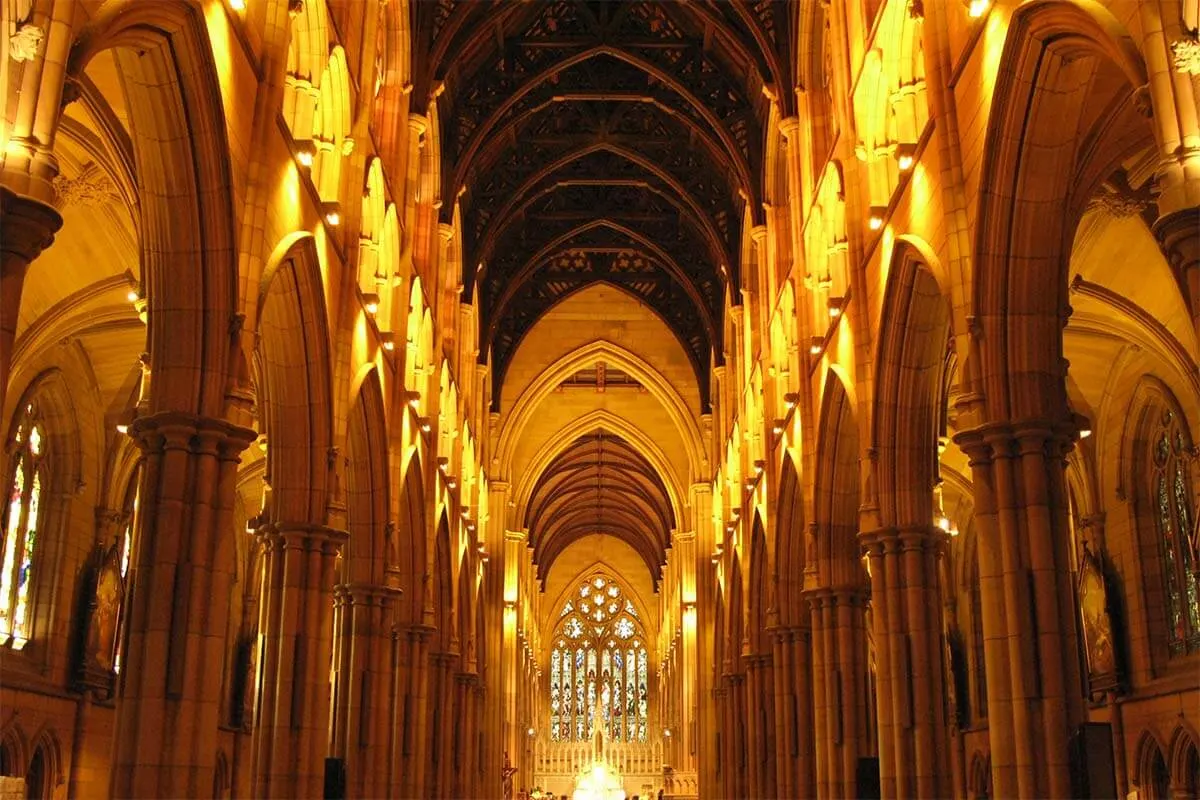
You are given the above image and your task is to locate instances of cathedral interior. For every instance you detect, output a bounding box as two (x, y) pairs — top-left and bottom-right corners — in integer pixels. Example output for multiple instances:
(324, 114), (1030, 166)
(0, 0), (1199, 798)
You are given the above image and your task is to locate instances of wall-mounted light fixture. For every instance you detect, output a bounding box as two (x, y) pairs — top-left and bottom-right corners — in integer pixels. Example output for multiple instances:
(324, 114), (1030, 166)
(895, 143), (917, 172)
(362, 292), (380, 315)
(827, 296), (846, 319)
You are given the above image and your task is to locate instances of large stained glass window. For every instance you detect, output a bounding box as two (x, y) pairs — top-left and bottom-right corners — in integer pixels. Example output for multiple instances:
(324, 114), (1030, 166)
(1151, 409), (1199, 656)
(549, 573), (647, 742)
(0, 404), (45, 650)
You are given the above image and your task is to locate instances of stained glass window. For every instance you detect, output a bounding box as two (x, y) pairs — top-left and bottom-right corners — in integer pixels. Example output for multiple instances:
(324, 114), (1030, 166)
(0, 404), (45, 650)
(549, 572), (648, 742)
(1151, 409), (1200, 656)
(113, 476), (140, 675)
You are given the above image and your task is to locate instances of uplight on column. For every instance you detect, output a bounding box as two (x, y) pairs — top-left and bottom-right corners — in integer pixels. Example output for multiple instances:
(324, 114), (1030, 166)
(808, 336), (824, 355)
(827, 296), (845, 318)
(322, 202), (341, 226)
(966, 0), (990, 17)
(868, 206), (887, 231)
(293, 139), (315, 168)
(362, 292), (380, 315)
(895, 143), (916, 172)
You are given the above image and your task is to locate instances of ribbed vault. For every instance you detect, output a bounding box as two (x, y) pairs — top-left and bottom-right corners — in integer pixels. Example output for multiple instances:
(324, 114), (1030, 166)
(525, 432), (674, 587)
(415, 0), (790, 411)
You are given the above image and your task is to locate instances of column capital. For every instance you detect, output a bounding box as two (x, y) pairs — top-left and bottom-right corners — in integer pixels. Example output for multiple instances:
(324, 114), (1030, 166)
(0, 187), (62, 273)
(259, 521), (349, 554)
(404, 622), (438, 642)
(952, 417), (1078, 464)
(128, 410), (257, 458)
(778, 115), (801, 140)
(335, 582), (403, 606)
(804, 584), (869, 609)
(859, 524), (948, 555)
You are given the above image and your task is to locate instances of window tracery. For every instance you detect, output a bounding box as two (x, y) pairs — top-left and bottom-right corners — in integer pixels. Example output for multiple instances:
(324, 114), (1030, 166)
(1150, 409), (1199, 655)
(0, 404), (45, 650)
(549, 573), (647, 743)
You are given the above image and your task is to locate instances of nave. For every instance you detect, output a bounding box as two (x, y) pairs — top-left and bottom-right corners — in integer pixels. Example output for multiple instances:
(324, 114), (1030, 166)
(0, 0), (1198, 798)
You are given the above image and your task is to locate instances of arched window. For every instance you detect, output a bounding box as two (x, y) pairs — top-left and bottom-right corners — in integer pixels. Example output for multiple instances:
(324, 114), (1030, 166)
(1149, 409), (1199, 656)
(550, 574), (647, 743)
(0, 404), (45, 650)
(113, 472), (140, 674)
(25, 746), (45, 800)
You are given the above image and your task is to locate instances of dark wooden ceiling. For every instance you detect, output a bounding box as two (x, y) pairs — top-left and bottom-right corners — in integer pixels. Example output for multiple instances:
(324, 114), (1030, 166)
(524, 432), (675, 587)
(414, 0), (792, 411)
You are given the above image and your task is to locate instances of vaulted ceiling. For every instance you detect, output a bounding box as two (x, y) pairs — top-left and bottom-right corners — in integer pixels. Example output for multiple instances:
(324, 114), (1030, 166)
(415, 0), (792, 411)
(524, 432), (674, 587)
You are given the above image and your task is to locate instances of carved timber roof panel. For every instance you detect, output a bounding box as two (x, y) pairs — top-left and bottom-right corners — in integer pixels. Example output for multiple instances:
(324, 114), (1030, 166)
(417, 0), (792, 413)
(526, 432), (674, 586)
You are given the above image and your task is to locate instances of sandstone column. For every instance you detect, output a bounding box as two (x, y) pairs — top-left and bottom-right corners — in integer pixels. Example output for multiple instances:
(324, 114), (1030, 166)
(861, 525), (952, 799)
(394, 623), (434, 798)
(112, 412), (255, 797)
(331, 583), (401, 799)
(0, 188), (62, 404)
(250, 522), (346, 799)
(954, 422), (1085, 798)
(807, 587), (870, 800)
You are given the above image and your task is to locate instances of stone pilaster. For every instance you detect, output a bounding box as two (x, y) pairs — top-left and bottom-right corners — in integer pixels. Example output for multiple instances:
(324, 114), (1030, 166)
(0, 187), (62, 405)
(111, 412), (255, 798)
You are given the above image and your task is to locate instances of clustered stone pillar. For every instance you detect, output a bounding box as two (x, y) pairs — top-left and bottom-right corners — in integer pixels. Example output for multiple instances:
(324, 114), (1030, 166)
(0, 187), (62, 404)
(330, 583), (402, 799)
(807, 587), (870, 800)
(112, 412), (255, 798)
(428, 650), (460, 797)
(250, 522), (347, 799)
(772, 625), (815, 799)
(451, 670), (480, 797)
(955, 422), (1085, 798)
(744, 652), (776, 799)
(711, 682), (731, 797)
(860, 526), (952, 799)
(393, 623), (434, 798)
